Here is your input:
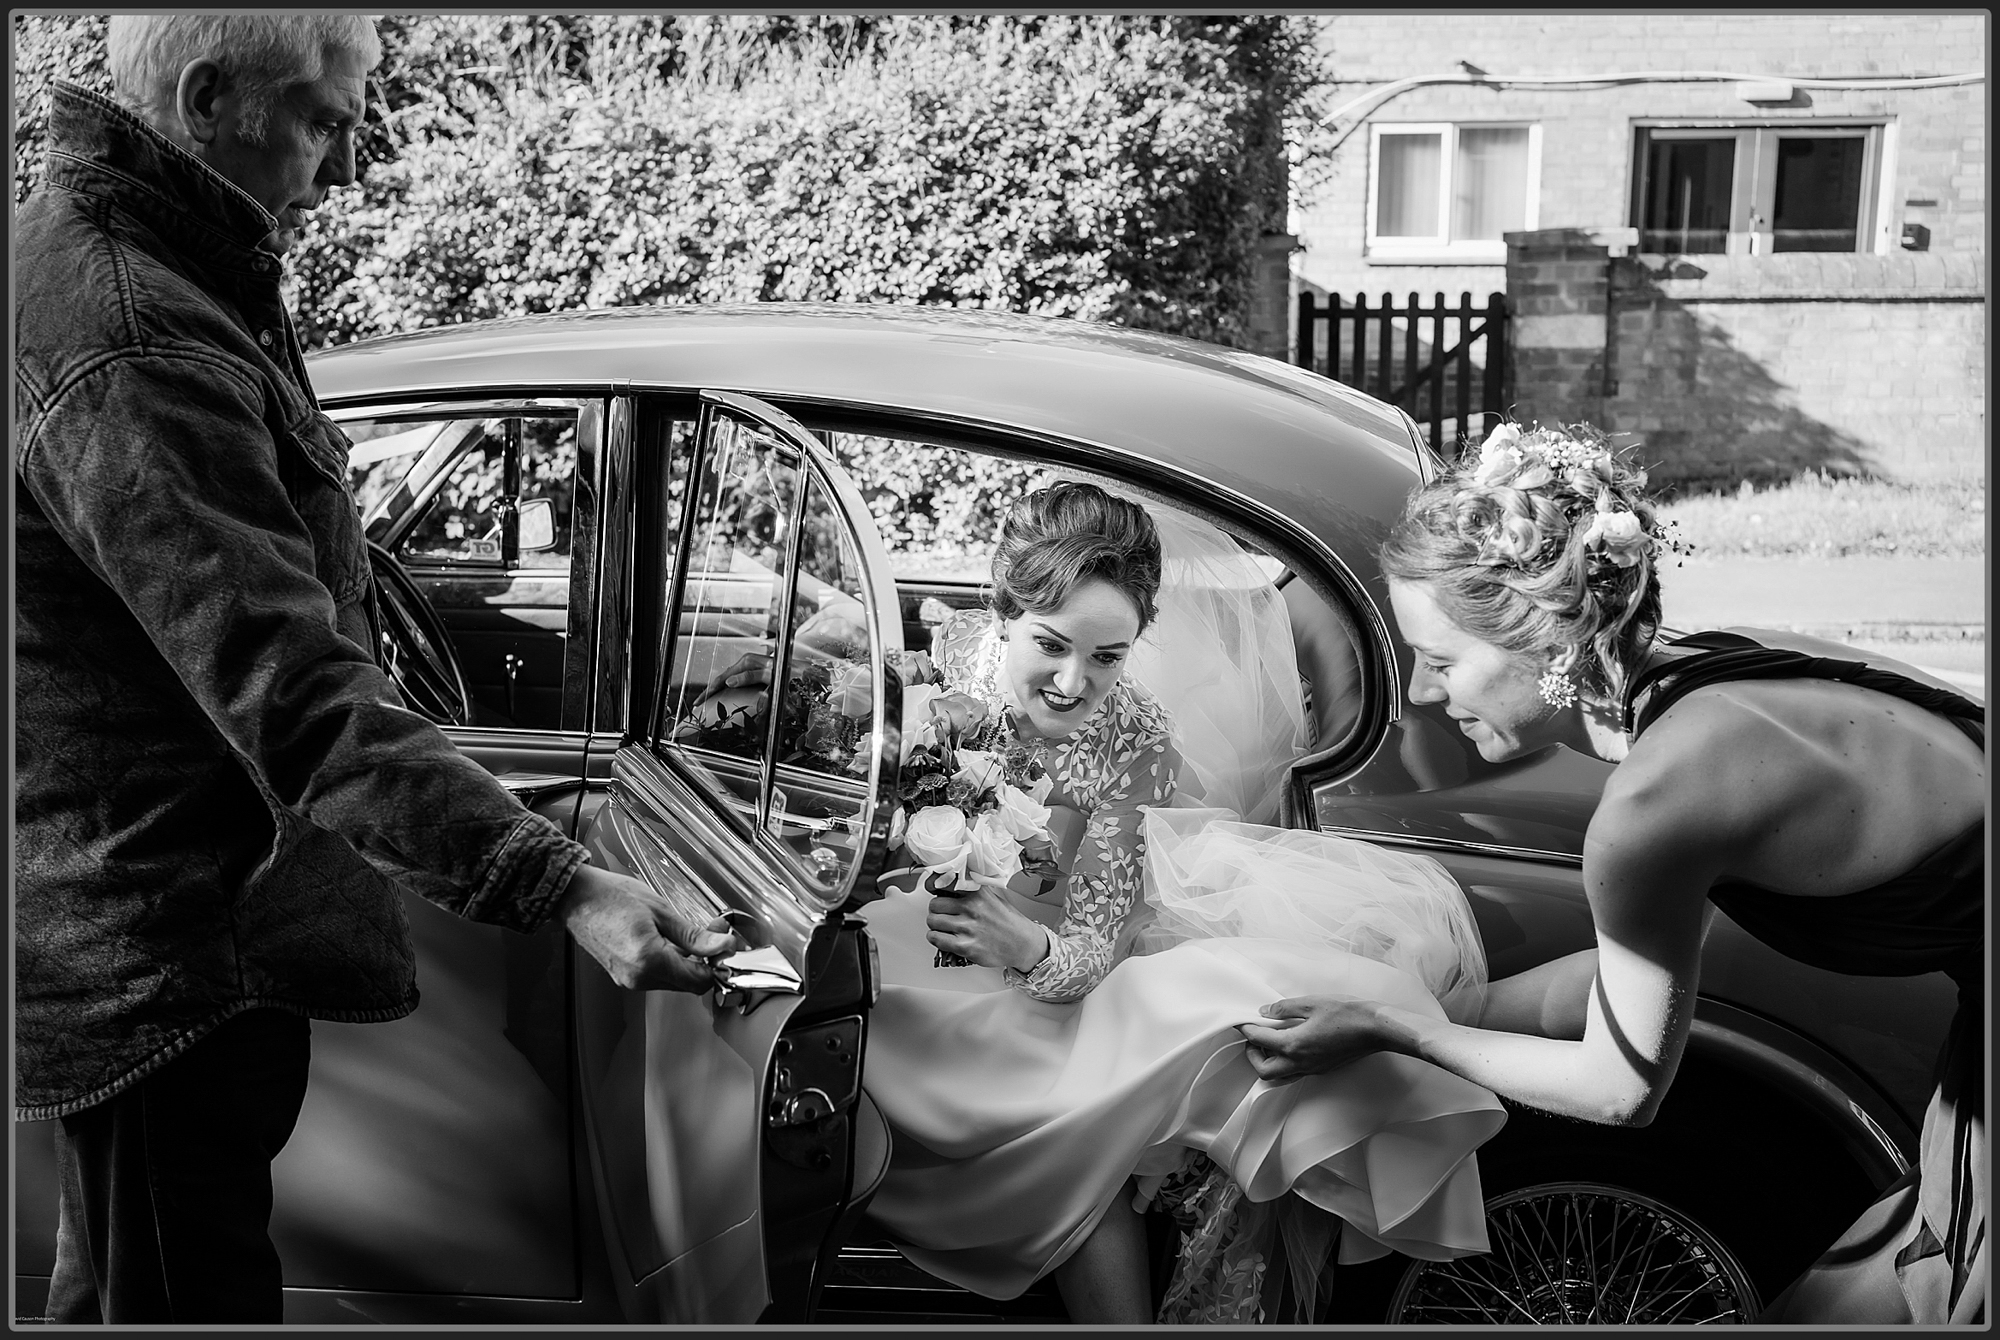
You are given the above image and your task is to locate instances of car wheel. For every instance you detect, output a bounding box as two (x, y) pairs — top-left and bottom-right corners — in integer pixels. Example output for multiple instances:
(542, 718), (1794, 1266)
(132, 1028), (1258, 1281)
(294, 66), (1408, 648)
(1386, 1181), (1760, 1325)
(367, 540), (473, 726)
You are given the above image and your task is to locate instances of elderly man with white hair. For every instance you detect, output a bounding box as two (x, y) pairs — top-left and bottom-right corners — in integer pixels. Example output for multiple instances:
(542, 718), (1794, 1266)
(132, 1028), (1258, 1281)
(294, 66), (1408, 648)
(15, 16), (735, 1323)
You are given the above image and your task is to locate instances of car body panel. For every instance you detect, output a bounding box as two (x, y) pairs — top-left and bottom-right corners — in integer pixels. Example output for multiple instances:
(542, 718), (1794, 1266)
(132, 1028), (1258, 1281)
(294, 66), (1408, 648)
(11, 736), (596, 1308)
(16, 305), (1961, 1324)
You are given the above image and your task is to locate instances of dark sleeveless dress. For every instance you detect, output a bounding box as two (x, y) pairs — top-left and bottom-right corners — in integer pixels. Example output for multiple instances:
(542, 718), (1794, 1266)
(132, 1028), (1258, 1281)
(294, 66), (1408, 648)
(1624, 630), (1985, 1323)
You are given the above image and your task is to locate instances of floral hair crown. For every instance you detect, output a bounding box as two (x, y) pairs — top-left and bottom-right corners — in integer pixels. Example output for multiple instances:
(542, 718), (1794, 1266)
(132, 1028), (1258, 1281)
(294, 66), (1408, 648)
(1465, 421), (1694, 572)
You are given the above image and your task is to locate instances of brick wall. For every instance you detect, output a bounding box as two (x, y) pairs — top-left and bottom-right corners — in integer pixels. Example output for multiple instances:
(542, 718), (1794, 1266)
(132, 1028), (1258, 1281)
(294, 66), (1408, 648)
(1507, 232), (1986, 486)
(1294, 14), (1987, 302)
(1508, 229), (1613, 428)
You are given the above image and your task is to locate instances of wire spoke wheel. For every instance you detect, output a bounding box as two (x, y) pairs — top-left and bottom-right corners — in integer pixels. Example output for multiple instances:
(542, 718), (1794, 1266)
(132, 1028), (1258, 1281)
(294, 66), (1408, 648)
(1388, 1181), (1760, 1324)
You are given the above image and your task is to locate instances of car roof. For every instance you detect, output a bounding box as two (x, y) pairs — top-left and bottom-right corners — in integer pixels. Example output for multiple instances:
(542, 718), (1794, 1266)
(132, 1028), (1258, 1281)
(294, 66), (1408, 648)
(308, 303), (1425, 583)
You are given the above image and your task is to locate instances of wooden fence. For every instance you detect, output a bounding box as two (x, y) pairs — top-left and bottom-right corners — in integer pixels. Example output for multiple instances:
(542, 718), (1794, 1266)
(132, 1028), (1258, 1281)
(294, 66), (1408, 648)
(1295, 291), (1510, 460)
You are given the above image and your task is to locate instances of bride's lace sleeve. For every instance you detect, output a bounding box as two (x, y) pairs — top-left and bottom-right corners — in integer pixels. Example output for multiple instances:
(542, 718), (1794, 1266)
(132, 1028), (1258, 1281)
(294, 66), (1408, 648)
(1007, 689), (1180, 1002)
(933, 607), (995, 689)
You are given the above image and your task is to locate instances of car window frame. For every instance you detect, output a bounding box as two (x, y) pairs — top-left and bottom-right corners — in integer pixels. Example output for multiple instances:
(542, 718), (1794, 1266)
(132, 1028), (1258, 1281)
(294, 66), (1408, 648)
(756, 401), (1393, 806)
(328, 394), (606, 735)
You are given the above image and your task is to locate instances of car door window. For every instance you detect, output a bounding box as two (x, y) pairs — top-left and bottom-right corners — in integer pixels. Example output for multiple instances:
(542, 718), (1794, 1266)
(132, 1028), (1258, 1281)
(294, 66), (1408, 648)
(660, 413), (801, 820)
(651, 395), (903, 903)
(341, 406), (588, 730)
(812, 418), (1363, 764)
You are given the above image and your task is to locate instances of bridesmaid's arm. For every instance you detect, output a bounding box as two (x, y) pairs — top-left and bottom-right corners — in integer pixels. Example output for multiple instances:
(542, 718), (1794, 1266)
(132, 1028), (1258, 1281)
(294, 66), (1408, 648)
(1242, 757), (1736, 1125)
(1477, 949), (1598, 1037)
(1008, 730), (1180, 1002)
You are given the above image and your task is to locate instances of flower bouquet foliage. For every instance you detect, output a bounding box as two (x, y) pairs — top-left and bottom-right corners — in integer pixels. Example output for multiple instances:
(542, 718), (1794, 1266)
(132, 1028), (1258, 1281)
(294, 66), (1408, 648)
(879, 649), (1062, 966)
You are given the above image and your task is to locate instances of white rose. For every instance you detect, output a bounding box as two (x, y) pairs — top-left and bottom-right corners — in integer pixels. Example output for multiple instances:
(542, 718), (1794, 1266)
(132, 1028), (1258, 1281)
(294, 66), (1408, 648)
(1026, 773), (1055, 804)
(967, 810), (1023, 881)
(1472, 443), (1523, 486)
(952, 748), (1005, 797)
(990, 780), (1052, 841)
(1480, 422), (1523, 455)
(1583, 510), (1649, 566)
(900, 683), (943, 744)
(902, 805), (972, 876)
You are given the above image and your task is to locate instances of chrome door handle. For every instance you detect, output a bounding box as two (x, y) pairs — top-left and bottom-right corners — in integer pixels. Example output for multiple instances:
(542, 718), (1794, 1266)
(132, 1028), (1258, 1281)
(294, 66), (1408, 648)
(495, 770), (577, 805)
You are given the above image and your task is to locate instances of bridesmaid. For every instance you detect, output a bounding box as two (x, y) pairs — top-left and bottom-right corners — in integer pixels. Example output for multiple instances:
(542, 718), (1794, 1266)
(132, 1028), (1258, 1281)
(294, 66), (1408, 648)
(1243, 424), (1985, 1324)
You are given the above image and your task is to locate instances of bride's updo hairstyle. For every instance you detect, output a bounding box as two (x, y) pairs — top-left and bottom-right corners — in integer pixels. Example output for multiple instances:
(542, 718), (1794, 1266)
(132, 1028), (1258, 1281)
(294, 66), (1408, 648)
(1380, 422), (1678, 699)
(988, 481), (1163, 633)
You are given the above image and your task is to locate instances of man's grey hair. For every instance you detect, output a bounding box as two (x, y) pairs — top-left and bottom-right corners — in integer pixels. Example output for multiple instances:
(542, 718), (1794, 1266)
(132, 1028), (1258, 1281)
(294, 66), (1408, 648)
(106, 14), (381, 144)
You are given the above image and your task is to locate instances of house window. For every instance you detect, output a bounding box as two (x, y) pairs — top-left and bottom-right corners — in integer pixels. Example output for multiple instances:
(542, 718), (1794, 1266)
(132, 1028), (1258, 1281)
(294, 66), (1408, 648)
(1367, 123), (1540, 263)
(1631, 124), (1883, 255)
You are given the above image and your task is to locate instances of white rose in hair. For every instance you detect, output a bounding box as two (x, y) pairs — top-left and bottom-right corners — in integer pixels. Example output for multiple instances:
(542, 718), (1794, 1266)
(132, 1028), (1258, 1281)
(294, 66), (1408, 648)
(903, 805), (972, 875)
(1473, 444), (1524, 486)
(967, 810), (1024, 881)
(991, 780), (1052, 840)
(1582, 510), (1649, 566)
(1480, 422), (1523, 454)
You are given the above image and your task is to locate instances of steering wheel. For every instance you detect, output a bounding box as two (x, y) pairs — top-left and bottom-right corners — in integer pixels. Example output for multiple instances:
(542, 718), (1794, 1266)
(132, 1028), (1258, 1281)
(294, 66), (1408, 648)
(367, 540), (473, 726)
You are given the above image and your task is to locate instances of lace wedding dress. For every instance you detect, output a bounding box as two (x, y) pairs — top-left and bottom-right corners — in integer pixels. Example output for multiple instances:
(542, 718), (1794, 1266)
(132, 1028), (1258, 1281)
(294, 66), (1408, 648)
(855, 588), (1504, 1318)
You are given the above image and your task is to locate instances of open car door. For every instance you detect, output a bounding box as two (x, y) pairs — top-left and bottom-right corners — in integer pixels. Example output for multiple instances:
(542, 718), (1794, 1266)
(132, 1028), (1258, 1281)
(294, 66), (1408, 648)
(574, 391), (905, 1323)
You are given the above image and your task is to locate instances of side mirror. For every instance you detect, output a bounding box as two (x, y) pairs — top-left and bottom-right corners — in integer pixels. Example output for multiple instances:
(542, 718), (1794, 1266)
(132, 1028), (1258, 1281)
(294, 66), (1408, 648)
(517, 497), (557, 553)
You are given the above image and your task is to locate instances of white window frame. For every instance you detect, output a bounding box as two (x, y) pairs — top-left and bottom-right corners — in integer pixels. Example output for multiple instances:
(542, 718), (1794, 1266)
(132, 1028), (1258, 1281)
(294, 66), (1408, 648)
(1630, 120), (1888, 257)
(1365, 121), (1542, 264)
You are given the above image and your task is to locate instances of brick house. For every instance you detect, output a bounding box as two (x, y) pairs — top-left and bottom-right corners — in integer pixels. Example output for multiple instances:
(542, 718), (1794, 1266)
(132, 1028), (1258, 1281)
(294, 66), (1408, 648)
(1289, 13), (1986, 486)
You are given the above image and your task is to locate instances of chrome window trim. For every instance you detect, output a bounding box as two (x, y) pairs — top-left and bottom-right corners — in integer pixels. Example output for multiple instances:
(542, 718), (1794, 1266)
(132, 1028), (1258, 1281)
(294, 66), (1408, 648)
(1316, 823), (1586, 869)
(329, 381), (1411, 788)
(326, 380), (1405, 729)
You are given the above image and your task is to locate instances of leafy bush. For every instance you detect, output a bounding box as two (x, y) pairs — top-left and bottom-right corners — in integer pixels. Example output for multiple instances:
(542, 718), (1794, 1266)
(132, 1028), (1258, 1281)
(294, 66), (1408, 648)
(15, 14), (1320, 551)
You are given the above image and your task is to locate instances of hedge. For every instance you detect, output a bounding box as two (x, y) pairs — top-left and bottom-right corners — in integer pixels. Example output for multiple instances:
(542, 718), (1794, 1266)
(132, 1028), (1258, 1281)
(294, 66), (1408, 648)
(14, 14), (1322, 562)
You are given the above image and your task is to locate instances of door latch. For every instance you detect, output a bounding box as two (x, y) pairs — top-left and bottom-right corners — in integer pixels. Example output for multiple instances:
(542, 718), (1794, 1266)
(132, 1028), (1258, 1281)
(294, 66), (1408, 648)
(769, 1087), (836, 1128)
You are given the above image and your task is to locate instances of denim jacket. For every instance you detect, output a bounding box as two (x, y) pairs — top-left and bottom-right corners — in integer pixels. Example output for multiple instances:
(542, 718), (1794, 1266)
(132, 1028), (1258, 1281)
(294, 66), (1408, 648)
(14, 84), (587, 1120)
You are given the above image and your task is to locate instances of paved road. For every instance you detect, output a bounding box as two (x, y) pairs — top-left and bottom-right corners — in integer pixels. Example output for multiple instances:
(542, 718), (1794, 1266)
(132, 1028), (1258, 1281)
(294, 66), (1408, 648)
(1658, 555), (1986, 697)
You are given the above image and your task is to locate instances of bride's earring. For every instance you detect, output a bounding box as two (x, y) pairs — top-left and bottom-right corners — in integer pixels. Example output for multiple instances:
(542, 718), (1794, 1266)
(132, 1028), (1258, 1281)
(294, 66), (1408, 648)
(1537, 669), (1578, 710)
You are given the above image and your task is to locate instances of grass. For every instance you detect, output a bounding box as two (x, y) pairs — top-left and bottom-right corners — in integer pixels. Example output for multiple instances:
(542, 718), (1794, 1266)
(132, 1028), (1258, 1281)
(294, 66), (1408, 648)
(889, 474), (1989, 577)
(1656, 474), (1987, 560)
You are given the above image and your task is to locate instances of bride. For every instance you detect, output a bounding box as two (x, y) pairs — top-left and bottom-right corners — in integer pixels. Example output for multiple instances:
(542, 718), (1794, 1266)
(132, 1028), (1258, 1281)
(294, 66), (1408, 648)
(853, 479), (1502, 1323)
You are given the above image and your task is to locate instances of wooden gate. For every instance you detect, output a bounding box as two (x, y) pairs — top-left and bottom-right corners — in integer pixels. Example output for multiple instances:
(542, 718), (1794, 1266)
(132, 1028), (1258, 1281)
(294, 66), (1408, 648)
(1295, 291), (1509, 461)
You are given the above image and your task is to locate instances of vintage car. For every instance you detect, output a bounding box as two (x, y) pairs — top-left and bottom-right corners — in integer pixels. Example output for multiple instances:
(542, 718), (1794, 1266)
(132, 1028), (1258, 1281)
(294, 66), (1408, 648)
(13, 304), (1963, 1325)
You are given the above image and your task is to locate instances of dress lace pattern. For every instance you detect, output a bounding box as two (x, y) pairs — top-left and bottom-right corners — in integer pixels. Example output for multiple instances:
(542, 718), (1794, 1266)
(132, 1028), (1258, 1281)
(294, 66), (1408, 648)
(934, 609), (1179, 1002)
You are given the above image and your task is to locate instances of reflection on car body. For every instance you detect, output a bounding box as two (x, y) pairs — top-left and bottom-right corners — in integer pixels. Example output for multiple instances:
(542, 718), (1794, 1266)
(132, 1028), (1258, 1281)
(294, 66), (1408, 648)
(13, 304), (1958, 1324)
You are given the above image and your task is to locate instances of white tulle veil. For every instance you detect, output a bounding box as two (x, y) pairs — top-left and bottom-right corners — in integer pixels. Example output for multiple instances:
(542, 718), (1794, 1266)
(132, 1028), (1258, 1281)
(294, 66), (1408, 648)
(1125, 500), (1310, 827)
(1041, 470), (1488, 1027)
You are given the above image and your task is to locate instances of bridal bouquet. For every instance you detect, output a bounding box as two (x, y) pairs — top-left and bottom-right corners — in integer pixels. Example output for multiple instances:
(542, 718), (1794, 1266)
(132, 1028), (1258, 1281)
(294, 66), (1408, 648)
(879, 650), (1063, 966)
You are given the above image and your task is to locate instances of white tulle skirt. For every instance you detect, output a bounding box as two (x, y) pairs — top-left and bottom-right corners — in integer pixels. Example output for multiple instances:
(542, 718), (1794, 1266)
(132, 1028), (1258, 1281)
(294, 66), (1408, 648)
(854, 811), (1505, 1303)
